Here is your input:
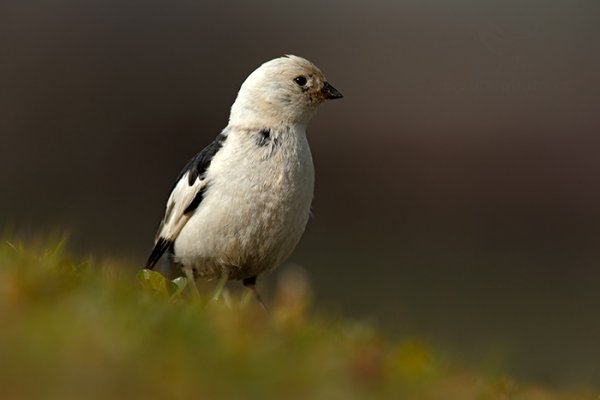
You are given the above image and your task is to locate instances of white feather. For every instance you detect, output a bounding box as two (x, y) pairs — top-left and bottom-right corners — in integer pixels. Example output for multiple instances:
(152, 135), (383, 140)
(155, 174), (207, 243)
(174, 125), (314, 280)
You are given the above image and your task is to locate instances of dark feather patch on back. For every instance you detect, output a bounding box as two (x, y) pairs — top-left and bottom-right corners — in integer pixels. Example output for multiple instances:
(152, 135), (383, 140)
(183, 185), (208, 215)
(179, 132), (227, 186)
(146, 237), (173, 269)
(256, 129), (271, 147)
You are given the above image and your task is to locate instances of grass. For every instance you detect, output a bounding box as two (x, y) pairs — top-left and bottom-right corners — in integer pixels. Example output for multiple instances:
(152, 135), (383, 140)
(0, 237), (596, 400)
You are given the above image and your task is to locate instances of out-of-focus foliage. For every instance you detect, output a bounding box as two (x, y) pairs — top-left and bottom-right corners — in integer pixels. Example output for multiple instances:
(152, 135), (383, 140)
(0, 238), (595, 400)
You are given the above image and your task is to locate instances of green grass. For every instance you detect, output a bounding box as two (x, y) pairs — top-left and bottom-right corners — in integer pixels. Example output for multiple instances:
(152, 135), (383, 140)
(0, 238), (595, 400)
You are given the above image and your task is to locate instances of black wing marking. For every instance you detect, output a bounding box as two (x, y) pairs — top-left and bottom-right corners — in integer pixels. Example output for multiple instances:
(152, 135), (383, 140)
(145, 132), (228, 269)
(183, 185), (209, 215)
(146, 237), (173, 269)
(178, 132), (227, 186)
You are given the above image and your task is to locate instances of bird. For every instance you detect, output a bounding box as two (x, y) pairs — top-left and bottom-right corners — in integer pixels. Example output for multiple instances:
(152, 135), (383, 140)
(145, 55), (343, 305)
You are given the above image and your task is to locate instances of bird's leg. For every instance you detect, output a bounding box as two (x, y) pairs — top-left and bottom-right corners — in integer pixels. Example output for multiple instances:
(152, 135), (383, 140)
(183, 266), (200, 297)
(211, 272), (229, 303)
(243, 276), (267, 311)
(222, 288), (233, 309)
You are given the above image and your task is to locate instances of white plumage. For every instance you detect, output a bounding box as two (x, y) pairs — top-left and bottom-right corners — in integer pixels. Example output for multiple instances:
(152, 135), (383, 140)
(146, 55), (342, 300)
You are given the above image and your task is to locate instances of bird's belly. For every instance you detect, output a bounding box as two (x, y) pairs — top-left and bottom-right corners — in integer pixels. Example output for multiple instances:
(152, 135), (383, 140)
(173, 154), (314, 280)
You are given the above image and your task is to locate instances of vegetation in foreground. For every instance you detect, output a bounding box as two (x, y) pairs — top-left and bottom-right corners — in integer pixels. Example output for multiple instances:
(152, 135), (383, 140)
(0, 238), (595, 400)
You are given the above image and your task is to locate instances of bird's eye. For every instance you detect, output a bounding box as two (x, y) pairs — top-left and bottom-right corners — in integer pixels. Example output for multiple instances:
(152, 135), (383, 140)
(294, 76), (307, 86)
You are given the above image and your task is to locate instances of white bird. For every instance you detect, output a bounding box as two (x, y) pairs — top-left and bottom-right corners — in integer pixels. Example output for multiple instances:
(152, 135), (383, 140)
(145, 55), (342, 304)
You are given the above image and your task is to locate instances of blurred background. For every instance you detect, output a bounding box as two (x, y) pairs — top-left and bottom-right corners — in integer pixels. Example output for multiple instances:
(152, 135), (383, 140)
(1, 0), (599, 388)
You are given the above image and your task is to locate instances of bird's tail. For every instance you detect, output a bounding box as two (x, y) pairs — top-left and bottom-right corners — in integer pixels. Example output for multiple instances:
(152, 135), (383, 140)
(145, 237), (173, 269)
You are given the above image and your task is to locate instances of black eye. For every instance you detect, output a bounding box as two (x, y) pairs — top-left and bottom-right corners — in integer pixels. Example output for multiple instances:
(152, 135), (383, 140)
(294, 76), (307, 86)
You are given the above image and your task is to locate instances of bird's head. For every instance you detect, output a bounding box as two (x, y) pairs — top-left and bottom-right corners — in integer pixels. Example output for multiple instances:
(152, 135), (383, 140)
(229, 55), (343, 127)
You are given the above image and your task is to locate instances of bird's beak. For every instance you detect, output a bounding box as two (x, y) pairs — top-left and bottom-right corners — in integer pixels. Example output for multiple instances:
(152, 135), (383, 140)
(321, 82), (343, 100)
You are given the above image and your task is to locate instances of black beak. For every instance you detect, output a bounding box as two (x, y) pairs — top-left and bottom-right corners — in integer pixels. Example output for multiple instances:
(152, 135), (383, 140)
(321, 82), (343, 100)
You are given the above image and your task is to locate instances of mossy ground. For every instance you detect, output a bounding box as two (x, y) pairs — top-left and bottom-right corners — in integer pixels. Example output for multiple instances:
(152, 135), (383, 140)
(0, 238), (595, 399)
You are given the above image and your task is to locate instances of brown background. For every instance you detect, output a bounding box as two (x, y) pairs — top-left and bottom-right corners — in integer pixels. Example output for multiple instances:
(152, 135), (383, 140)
(1, 0), (599, 386)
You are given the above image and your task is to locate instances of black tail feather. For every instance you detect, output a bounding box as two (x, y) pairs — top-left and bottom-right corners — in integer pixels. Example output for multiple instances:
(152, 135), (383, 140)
(145, 237), (173, 269)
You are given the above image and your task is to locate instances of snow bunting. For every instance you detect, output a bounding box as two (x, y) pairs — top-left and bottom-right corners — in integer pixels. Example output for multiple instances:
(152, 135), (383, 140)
(145, 55), (342, 304)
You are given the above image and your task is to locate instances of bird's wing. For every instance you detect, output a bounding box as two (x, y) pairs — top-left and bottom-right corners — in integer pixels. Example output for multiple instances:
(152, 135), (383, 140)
(145, 132), (228, 269)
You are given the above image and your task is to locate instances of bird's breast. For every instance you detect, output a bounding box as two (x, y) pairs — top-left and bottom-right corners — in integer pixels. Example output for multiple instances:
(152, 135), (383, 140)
(174, 126), (315, 279)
